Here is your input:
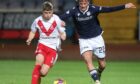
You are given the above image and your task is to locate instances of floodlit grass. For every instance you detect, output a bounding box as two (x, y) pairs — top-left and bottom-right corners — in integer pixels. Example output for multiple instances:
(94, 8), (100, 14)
(0, 60), (140, 84)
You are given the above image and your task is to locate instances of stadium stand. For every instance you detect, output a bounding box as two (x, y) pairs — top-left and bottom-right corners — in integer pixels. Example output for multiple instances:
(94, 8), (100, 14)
(8, 0), (22, 9)
(0, 0), (41, 39)
(93, 0), (138, 43)
(0, 0), (8, 9)
(0, 14), (3, 29)
(0, 0), (75, 39)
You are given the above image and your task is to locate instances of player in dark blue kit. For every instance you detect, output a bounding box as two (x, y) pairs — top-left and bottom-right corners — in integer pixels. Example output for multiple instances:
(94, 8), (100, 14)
(60, 0), (136, 84)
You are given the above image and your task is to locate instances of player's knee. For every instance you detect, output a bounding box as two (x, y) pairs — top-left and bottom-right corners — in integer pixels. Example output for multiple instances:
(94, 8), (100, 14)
(40, 71), (48, 77)
(40, 64), (50, 77)
(40, 70), (48, 77)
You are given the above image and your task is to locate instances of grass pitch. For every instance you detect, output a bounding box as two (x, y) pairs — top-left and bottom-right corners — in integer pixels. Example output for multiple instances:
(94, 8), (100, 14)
(0, 60), (140, 84)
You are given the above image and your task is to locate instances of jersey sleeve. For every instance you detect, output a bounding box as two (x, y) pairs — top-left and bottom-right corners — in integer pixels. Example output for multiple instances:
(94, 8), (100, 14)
(92, 5), (125, 13)
(54, 15), (66, 33)
(59, 7), (75, 21)
(31, 20), (37, 33)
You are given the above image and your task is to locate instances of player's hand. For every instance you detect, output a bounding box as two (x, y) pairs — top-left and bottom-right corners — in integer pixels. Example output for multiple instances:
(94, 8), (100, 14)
(61, 21), (66, 27)
(26, 39), (31, 45)
(125, 3), (136, 8)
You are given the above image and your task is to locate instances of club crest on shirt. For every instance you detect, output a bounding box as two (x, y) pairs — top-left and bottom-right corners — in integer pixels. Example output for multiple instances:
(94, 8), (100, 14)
(92, 6), (95, 8)
(86, 11), (91, 16)
(66, 10), (70, 14)
(73, 7), (75, 9)
(77, 13), (80, 16)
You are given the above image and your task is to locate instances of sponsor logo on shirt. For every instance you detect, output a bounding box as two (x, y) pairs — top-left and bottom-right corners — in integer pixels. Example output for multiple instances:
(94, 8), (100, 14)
(77, 16), (93, 21)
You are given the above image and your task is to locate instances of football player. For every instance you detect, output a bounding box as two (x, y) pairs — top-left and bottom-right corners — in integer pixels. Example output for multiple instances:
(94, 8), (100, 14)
(60, 0), (136, 84)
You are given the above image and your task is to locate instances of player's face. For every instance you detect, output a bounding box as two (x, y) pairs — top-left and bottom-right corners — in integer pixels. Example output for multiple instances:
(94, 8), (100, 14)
(79, 0), (89, 12)
(42, 10), (53, 20)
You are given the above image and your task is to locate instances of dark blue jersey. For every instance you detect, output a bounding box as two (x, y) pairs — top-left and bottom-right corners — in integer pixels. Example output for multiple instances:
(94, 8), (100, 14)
(60, 4), (125, 39)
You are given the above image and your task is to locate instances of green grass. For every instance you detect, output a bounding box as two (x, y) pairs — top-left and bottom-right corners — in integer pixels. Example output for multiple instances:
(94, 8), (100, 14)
(0, 60), (140, 84)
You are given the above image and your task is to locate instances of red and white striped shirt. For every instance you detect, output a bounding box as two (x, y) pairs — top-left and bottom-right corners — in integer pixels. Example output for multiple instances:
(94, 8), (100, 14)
(31, 14), (65, 50)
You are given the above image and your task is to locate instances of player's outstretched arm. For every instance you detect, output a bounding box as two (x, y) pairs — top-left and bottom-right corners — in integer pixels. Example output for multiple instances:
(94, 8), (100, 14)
(26, 31), (36, 45)
(125, 3), (136, 9)
(97, 3), (136, 13)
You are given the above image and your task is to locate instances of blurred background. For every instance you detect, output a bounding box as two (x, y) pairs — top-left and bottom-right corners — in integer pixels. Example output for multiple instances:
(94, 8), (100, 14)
(0, 0), (140, 61)
(0, 0), (140, 84)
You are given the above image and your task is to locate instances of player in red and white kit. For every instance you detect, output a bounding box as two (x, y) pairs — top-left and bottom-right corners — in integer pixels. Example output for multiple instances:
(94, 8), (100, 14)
(26, 1), (66, 84)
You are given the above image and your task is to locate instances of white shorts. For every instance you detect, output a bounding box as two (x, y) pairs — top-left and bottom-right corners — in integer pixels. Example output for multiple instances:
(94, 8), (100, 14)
(79, 35), (105, 58)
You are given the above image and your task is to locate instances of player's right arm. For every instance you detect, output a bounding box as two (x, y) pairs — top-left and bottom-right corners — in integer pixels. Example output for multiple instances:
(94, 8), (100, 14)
(26, 31), (36, 45)
(26, 19), (37, 45)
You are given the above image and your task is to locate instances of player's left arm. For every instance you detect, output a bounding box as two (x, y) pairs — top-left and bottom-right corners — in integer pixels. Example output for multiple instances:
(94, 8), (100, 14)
(94, 3), (136, 13)
(58, 25), (66, 41)
(61, 20), (66, 27)
(55, 15), (67, 41)
(59, 21), (66, 41)
(125, 3), (136, 9)
(60, 32), (66, 41)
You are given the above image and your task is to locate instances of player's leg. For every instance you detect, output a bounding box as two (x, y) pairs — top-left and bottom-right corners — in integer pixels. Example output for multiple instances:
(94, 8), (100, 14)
(31, 54), (44, 84)
(79, 38), (100, 83)
(97, 58), (106, 80)
(40, 64), (50, 77)
(93, 46), (105, 83)
(40, 47), (57, 77)
(82, 50), (94, 70)
(82, 51), (100, 83)
(91, 35), (106, 82)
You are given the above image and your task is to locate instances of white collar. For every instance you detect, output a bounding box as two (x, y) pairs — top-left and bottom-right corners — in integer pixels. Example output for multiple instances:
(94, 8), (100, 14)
(79, 6), (89, 14)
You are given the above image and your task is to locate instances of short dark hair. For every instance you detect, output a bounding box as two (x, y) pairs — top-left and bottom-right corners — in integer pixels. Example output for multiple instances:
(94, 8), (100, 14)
(42, 1), (53, 11)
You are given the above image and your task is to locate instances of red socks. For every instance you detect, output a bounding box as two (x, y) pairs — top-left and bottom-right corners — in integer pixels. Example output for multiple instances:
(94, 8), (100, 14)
(31, 65), (41, 84)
